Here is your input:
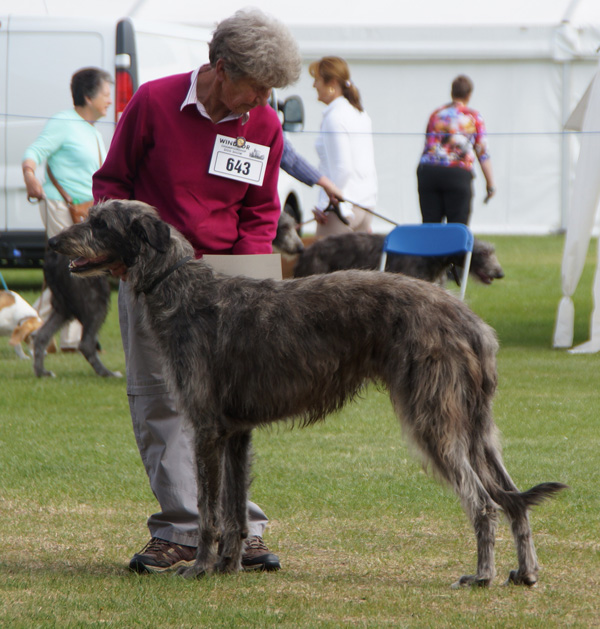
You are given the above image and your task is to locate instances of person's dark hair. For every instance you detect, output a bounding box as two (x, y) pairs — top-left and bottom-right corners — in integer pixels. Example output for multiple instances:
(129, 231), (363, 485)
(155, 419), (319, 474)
(209, 9), (301, 88)
(451, 75), (473, 101)
(71, 67), (113, 107)
(308, 56), (363, 112)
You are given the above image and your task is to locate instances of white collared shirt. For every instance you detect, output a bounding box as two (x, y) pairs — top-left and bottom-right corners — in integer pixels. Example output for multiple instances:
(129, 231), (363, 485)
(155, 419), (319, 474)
(180, 67), (249, 125)
(315, 96), (377, 211)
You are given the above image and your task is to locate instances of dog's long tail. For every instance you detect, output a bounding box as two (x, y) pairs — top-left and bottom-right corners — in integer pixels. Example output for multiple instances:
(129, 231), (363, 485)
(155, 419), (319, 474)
(493, 482), (568, 520)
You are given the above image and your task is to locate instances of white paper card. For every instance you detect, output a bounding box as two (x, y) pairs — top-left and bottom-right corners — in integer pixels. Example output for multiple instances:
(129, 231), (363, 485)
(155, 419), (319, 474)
(203, 254), (282, 280)
(208, 135), (271, 186)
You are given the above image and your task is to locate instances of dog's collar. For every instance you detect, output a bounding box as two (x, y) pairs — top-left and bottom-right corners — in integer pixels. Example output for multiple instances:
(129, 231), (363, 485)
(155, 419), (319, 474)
(143, 256), (194, 294)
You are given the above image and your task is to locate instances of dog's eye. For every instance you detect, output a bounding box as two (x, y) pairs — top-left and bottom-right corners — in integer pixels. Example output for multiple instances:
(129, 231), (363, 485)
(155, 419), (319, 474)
(91, 218), (107, 232)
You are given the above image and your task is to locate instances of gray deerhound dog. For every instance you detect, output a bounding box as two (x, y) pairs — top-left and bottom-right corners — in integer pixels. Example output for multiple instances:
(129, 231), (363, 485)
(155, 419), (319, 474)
(294, 231), (504, 285)
(48, 200), (565, 587)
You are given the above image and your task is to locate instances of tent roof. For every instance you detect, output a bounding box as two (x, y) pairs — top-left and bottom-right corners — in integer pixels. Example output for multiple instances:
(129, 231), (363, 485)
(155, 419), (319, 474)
(4, 0), (599, 61)
(3, 0), (600, 28)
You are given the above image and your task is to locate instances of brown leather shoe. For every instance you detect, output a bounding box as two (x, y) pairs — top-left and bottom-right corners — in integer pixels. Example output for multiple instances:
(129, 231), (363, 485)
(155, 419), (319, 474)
(241, 535), (281, 571)
(129, 537), (196, 574)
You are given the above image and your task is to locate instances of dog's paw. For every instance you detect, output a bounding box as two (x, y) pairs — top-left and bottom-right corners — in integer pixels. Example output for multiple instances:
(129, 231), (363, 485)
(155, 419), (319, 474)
(34, 369), (56, 378)
(504, 570), (537, 587)
(451, 574), (492, 589)
(214, 558), (241, 575)
(108, 370), (123, 378)
(176, 564), (207, 579)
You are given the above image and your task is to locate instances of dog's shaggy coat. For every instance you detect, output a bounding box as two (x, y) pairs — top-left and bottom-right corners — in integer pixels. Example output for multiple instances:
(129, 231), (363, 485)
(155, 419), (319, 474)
(293, 231), (504, 285)
(49, 200), (565, 586)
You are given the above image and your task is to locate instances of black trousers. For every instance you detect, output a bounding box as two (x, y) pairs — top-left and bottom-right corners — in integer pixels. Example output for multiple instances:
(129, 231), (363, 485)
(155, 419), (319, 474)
(417, 164), (473, 224)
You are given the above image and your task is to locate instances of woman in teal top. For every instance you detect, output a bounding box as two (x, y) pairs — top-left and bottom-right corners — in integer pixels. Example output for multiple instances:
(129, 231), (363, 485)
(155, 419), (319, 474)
(22, 67), (112, 350)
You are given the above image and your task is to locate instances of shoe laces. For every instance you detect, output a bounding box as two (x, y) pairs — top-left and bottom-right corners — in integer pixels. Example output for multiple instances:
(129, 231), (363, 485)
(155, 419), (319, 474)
(245, 535), (268, 552)
(141, 537), (176, 553)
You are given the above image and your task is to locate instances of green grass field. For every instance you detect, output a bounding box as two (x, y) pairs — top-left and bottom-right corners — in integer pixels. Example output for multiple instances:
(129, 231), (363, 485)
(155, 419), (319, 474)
(1, 235), (599, 627)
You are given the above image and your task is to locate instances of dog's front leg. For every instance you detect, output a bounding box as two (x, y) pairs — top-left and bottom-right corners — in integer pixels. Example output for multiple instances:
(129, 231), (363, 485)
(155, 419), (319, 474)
(215, 430), (252, 574)
(178, 427), (224, 578)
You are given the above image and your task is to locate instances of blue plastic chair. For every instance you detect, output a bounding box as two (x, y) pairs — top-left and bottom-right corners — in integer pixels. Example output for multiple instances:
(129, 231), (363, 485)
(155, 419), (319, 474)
(379, 223), (474, 300)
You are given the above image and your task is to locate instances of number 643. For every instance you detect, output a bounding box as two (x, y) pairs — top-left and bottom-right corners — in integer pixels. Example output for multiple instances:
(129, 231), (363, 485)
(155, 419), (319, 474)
(226, 158), (250, 176)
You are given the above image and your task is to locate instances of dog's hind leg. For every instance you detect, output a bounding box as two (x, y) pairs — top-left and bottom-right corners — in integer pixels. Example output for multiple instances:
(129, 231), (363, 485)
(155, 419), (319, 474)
(215, 430), (252, 574)
(33, 310), (68, 377)
(482, 445), (554, 587)
(397, 409), (499, 584)
(178, 424), (224, 578)
(442, 457), (500, 588)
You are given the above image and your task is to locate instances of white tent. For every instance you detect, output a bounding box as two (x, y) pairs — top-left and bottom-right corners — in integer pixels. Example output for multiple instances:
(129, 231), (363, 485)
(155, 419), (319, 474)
(3, 0), (600, 234)
(553, 55), (600, 352)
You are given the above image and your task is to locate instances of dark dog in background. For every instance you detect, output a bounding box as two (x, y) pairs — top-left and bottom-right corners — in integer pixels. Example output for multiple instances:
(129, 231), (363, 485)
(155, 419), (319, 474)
(293, 231), (504, 285)
(33, 249), (121, 378)
(49, 200), (566, 587)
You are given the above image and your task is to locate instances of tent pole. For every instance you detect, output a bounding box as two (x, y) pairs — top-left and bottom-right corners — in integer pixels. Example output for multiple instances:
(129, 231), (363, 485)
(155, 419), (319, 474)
(560, 60), (572, 232)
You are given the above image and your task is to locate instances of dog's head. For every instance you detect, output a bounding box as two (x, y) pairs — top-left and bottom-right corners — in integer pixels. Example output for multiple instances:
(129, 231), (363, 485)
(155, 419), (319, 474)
(48, 200), (175, 278)
(471, 239), (504, 285)
(272, 211), (304, 256)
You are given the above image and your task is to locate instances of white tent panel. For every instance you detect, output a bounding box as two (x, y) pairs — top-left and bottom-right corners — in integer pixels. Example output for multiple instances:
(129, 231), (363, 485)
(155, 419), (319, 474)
(2, 0), (599, 234)
(553, 56), (600, 351)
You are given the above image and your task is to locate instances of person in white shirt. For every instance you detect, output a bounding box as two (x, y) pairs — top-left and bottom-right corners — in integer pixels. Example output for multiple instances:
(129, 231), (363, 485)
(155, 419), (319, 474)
(309, 56), (377, 239)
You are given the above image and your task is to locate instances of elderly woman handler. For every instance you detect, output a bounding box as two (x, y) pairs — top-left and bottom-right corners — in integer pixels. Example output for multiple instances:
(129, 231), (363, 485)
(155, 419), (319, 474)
(93, 10), (302, 574)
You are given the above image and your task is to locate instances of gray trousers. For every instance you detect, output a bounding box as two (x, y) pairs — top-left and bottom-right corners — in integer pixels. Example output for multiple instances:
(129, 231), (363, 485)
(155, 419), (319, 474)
(118, 281), (268, 547)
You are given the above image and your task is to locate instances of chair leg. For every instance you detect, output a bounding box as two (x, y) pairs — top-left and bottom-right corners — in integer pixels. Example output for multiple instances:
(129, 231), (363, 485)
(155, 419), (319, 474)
(379, 252), (388, 272)
(459, 251), (472, 300)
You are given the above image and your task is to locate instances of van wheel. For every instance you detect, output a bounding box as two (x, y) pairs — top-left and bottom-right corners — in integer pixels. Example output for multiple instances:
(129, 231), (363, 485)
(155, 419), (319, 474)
(284, 202), (301, 230)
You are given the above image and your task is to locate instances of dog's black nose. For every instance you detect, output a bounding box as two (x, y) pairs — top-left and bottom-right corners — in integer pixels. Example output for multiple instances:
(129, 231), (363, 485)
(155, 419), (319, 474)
(47, 235), (59, 250)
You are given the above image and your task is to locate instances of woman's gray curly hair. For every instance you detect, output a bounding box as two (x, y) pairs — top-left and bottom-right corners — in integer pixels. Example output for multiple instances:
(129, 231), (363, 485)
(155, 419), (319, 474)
(209, 9), (302, 88)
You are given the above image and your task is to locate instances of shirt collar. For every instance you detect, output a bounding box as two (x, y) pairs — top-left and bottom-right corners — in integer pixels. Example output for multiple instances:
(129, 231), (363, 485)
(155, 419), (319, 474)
(181, 67), (250, 125)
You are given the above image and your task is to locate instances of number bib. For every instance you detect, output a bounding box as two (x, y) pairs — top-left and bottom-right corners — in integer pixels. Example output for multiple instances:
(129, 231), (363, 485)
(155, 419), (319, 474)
(208, 135), (271, 186)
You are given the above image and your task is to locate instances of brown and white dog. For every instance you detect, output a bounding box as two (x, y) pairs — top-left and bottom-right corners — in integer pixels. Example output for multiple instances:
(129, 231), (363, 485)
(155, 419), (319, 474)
(0, 290), (44, 359)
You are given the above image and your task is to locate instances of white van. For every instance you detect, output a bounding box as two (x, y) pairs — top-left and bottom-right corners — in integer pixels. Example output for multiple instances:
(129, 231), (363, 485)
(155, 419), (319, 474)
(0, 15), (305, 267)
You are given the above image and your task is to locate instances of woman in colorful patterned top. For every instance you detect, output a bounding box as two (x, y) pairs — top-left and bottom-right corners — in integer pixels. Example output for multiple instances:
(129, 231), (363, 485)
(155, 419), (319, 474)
(417, 75), (495, 225)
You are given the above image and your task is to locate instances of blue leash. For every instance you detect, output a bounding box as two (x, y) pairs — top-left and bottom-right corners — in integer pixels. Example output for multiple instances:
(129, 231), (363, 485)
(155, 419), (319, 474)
(0, 271), (7, 291)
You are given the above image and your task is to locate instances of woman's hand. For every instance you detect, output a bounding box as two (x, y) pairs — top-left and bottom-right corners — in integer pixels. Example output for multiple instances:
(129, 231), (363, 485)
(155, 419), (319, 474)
(22, 162), (45, 201)
(316, 176), (344, 204)
(312, 207), (329, 225)
(484, 186), (496, 204)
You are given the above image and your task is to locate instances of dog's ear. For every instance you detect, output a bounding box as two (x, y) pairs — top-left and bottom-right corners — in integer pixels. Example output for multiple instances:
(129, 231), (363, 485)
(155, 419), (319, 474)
(130, 215), (171, 253)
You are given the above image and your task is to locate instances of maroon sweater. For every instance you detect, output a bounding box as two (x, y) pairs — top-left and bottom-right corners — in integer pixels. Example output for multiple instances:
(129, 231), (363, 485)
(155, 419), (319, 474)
(93, 72), (283, 256)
